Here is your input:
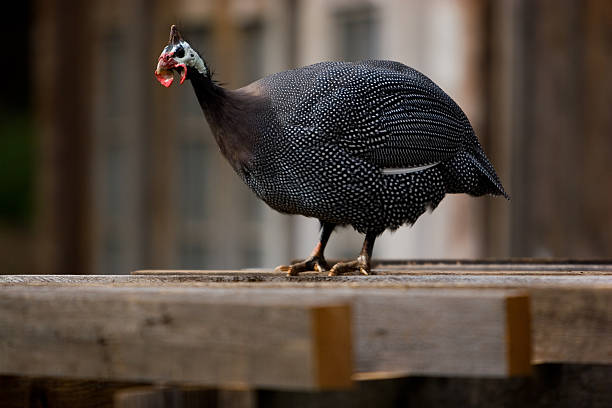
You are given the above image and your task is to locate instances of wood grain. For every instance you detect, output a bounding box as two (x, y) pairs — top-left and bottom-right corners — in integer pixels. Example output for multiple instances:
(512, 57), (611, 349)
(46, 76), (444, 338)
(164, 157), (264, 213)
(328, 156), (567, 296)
(3, 272), (611, 289)
(0, 286), (352, 390)
(505, 296), (531, 375)
(0, 283), (529, 381)
(311, 305), (353, 388)
(530, 288), (612, 364)
(2, 270), (609, 368)
(344, 288), (530, 377)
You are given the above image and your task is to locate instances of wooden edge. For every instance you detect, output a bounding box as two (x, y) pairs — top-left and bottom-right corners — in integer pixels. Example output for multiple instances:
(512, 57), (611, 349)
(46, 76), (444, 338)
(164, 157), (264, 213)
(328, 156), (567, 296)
(505, 294), (532, 376)
(131, 269), (612, 277)
(132, 270), (259, 275)
(352, 371), (409, 381)
(114, 386), (218, 408)
(372, 259), (612, 266)
(114, 386), (164, 407)
(311, 304), (353, 389)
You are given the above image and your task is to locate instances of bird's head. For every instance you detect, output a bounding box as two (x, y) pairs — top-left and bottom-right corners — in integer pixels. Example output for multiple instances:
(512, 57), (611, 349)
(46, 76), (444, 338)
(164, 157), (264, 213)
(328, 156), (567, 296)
(155, 25), (208, 88)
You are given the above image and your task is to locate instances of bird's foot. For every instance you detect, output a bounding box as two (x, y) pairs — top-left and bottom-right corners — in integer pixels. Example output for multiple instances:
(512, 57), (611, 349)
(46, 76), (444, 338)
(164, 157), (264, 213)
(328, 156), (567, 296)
(275, 256), (330, 276)
(328, 255), (373, 276)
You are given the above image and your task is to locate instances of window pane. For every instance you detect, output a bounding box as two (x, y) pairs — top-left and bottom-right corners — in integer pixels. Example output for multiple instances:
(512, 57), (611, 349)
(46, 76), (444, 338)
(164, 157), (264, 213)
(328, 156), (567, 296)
(178, 140), (209, 220)
(335, 5), (380, 61)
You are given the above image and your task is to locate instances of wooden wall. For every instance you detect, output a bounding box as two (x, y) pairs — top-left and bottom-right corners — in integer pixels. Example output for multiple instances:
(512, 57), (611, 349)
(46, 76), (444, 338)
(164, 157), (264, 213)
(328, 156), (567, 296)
(505, 0), (612, 258)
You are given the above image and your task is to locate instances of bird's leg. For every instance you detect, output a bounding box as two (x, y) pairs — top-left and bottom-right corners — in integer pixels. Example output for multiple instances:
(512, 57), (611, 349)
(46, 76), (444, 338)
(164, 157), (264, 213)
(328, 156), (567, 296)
(275, 222), (335, 276)
(328, 231), (377, 276)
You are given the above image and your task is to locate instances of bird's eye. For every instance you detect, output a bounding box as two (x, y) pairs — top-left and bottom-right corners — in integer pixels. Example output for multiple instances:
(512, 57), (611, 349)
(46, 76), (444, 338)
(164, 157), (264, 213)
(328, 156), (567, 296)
(175, 46), (185, 58)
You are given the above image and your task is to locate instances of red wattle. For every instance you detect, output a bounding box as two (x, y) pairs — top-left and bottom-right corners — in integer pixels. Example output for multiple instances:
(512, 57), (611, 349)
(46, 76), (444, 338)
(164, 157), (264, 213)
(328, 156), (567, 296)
(155, 53), (188, 87)
(155, 70), (174, 87)
(178, 64), (187, 84)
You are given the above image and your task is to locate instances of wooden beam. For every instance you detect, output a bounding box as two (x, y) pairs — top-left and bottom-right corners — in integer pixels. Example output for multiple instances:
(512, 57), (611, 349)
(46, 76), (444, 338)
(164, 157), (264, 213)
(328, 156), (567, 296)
(0, 283), (530, 381)
(0, 286), (352, 390)
(131, 268), (612, 276)
(531, 288), (612, 364)
(4, 272), (611, 286)
(128, 271), (608, 367)
(3, 271), (609, 366)
(346, 288), (530, 377)
(132, 259), (612, 274)
(0, 270), (612, 364)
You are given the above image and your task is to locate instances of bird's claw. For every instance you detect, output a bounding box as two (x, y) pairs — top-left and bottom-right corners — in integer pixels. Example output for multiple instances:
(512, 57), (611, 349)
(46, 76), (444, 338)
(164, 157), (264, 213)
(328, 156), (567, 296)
(275, 256), (330, 276)
(328, 257), (373, 276)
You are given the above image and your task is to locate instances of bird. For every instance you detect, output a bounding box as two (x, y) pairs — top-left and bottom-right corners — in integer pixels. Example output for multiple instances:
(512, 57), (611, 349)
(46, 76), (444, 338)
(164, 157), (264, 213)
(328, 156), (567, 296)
(155, 25), (508, 276)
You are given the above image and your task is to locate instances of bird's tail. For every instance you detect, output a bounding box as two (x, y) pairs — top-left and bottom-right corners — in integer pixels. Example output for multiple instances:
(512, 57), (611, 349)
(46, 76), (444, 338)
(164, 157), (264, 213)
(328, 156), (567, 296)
(443, 147), (510, 199)
(468, 148), (510, 199)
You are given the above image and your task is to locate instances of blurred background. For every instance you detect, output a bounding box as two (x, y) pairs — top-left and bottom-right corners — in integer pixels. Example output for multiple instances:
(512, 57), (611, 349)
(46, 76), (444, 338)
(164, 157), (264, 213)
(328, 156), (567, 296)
(1, 0), (611, 275)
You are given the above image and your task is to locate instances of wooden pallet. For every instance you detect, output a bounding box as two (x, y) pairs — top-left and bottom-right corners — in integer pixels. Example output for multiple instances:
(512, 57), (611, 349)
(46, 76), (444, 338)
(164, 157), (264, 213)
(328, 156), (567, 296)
(1, 261), (610, 406)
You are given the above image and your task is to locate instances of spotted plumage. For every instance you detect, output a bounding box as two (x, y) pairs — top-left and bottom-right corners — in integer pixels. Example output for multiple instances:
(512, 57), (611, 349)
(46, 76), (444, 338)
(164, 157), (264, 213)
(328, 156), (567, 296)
(155, 26), (508, 276)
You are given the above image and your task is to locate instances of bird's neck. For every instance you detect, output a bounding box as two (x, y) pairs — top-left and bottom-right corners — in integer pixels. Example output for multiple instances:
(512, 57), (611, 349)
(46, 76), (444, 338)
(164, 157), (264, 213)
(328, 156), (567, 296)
(189, 69), (262, 173)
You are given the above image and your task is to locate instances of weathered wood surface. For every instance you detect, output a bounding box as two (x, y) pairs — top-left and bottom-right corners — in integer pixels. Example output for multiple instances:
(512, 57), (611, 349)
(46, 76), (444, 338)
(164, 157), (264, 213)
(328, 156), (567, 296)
(531, 288), (612, 364)
(128, 258), (612, 278)
(0, 286), (353, 390)
(2, 268), (610, 367)
(1, 261), (609, 388)
(3, 272), (612, 287)
(132, 261), (612, 275)
(0, 283), (530, 383)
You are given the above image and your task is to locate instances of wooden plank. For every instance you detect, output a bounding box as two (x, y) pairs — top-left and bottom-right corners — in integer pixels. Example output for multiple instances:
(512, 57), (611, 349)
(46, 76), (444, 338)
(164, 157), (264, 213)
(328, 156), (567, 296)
(371, 259), (612, 265)
(3, 273), (611, 288)
(3, 273), (609, 366)
(0, 286), (352, 390)
(113, 386), (220, 408)
(531, 288), (612, 364)
(114, 387), (168, 408)
(344, 288), (530, 377)
(133, 268), (612, 276)
(311, 306), (353, 387)
(377, 265), (612, 273)
(132, 266), (612, 275)
(505, 296), (531, 375)
(0, 284), (530, 380)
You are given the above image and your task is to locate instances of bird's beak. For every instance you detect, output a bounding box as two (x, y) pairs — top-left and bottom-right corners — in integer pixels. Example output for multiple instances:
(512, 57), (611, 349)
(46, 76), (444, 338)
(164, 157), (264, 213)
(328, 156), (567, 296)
(155, 53), (187, 88)
(154, 25), (187, 88)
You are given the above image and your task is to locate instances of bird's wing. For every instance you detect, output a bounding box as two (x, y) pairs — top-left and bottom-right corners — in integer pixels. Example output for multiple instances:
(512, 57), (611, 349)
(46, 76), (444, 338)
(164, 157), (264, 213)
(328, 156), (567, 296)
(335, 62), (469, 170)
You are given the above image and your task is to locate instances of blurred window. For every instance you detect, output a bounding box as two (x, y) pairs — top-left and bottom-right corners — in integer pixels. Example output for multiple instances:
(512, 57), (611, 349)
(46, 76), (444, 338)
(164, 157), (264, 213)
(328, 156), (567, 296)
(240, 20), (265, 84)
(237, 19), (266, 266)
(178, 239), (209, 269)
(178, 140), (209, 219)
(175, 24), (214, 268)
(100, 29), (128, 275)
(105, 29), (125, 118)
(335, 4), (380, 61)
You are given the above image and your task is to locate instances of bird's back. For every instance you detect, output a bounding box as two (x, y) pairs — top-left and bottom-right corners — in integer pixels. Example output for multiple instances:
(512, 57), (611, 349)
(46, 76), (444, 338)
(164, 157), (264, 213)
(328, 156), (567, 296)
(244, 60), (507, 232)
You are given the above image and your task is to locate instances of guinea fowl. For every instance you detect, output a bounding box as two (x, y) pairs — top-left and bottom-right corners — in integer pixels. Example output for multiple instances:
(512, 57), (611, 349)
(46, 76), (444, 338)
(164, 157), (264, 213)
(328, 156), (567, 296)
(155, 25), (508, 276)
